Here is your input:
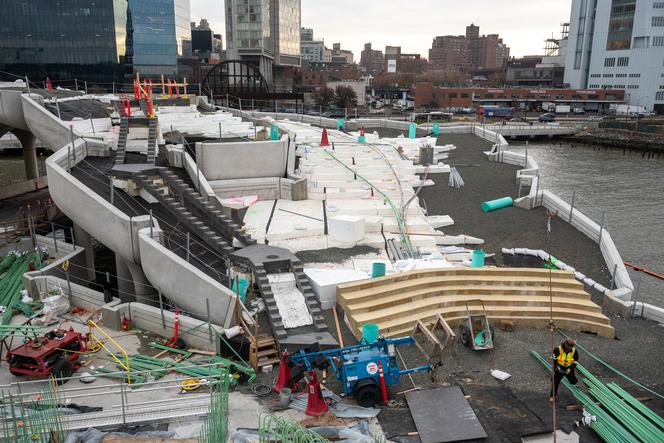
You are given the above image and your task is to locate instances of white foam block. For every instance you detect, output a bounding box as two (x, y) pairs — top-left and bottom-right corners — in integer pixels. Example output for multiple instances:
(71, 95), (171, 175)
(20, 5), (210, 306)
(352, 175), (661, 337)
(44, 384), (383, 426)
(304, 268), (370, 310)
(328, 215), (365, 243)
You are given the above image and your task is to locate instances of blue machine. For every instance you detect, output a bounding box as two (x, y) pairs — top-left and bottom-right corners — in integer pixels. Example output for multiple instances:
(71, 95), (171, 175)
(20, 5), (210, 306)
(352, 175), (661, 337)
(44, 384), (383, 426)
(289, 336), (430, 407)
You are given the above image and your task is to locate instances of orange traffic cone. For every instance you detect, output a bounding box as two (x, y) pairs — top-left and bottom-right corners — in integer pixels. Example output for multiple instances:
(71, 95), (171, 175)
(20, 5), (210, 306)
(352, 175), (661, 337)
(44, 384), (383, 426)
(320, 128), (330, 147)
(305, 371), (328, 416)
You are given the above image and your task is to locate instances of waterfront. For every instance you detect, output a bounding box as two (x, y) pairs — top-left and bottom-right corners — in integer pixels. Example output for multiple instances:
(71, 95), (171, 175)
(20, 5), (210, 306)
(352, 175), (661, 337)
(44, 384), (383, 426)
(512, 142), (664, 308)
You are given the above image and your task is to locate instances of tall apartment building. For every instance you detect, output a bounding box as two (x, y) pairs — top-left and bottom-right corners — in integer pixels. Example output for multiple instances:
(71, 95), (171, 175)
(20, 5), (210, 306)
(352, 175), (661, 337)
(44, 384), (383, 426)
(225, 0), (301, 84)
(360, 43), (384, 74)
(429, 24), (510, 74)
(300, 27), (325, 62)
(564, 0), (664, 111)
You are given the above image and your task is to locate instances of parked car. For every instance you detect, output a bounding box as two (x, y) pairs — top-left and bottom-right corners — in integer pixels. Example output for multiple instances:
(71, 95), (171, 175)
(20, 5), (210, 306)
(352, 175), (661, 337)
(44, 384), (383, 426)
(573, 108), (585, 114)
(508, 117), (527, 123)
(538, 113), (556, 123)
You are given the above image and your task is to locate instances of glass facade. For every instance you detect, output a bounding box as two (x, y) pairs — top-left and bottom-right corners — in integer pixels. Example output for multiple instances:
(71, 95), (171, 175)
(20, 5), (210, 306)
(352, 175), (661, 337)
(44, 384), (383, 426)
(0, 0), (130, 84)
(277, 0), (300, 57)
(228, 0), (272, 52)
(606, 0), (635, 50)
(128, 0), (190, 76)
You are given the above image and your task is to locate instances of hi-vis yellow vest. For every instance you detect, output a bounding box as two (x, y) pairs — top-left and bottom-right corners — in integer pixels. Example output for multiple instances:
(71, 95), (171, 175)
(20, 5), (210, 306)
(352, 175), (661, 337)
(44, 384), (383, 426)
(557, 346), (575, 367)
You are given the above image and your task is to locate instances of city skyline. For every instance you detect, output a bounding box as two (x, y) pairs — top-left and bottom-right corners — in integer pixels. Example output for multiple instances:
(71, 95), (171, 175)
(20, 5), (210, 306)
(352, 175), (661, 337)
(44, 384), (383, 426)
(191, 0), (572, 59)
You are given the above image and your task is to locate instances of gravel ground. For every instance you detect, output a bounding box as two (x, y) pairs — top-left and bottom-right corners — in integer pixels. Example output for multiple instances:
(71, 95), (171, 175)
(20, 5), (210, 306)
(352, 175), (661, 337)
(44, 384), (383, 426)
(288, 129), (664, 441)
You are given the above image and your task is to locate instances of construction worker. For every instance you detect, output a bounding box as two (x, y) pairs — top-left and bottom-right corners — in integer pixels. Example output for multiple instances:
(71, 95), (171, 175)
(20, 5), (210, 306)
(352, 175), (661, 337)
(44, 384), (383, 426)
(550, 338), (579, 401)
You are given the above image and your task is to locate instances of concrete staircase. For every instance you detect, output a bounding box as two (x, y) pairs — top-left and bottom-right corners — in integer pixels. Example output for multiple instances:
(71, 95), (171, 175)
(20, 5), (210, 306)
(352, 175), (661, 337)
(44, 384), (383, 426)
(157, 169), (256, 247)
(146, 118), (157, 164)
(115, 117), (128, 165)
(253, 264), (287, 342)
(132, 172), (235, 258)
(291, 261), (328, 333)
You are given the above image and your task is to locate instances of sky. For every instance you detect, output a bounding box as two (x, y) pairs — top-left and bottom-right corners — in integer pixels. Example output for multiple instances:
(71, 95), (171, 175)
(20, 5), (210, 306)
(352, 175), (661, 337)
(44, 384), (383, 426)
(191, 0), (573, 59)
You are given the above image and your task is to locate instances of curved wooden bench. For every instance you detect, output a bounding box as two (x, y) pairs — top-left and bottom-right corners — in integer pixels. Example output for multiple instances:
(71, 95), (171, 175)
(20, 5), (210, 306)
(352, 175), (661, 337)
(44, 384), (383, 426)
(336, 267), (614, 338)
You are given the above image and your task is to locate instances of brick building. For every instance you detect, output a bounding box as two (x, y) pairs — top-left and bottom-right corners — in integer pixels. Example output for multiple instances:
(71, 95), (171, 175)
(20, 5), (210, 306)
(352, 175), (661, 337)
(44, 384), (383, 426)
(384, 46), (427, 74)
(428, 24), (510, 74)
(360, 43), (384, 74)
(415, 82), (625, 112)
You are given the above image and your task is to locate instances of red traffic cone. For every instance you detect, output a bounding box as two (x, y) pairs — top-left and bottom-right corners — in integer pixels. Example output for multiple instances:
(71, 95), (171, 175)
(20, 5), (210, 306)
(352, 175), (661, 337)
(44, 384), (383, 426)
(360, 127), (365, 137)
(45, 78), (53, 90)
(320, 128), (330, 147)
(305, 370), (328, 416)
(273, 350), (292, 393)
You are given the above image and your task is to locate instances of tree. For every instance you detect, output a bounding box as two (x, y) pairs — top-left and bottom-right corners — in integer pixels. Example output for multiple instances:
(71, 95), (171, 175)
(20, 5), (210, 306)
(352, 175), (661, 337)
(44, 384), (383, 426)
(312, 87), (334, 107)
(334, 85), (358, 109)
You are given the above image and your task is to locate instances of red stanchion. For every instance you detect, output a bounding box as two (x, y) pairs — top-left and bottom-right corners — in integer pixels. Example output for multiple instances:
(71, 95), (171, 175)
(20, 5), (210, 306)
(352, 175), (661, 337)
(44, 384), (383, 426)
(273, 350), (292, 393)
(377, 360), (389, 404)
(305, 371), (328, 416)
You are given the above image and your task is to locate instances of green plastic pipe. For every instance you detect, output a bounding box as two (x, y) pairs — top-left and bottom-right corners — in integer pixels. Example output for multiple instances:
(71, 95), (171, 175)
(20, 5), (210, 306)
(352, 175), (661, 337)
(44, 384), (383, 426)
(557, 329), (664, 401)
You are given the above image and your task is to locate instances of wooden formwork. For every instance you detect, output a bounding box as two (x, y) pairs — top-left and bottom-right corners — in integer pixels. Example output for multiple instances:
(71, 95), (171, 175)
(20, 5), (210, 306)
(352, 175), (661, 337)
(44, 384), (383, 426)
(336, 267), (614, 339)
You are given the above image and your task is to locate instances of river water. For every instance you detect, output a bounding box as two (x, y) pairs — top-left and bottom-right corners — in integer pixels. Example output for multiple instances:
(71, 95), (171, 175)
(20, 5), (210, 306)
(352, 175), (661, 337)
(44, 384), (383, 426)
(511, 142), (664, 308)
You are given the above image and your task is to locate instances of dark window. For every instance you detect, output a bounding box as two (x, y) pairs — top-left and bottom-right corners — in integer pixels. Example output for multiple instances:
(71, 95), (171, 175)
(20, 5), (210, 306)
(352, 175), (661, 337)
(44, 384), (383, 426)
(607, 0), (636, 50)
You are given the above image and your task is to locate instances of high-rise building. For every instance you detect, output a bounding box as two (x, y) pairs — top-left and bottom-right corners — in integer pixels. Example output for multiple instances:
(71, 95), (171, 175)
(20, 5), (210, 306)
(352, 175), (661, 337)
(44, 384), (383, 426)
(429, 36), (472, 73)
(300, 28), (325, 62)
(0, 0), (131, 84)
(429, 24), (510, 74)
(360, 43), (384, 74)
(129, 0), (190, 77)
(225, 0), (301, 84)
(564, 0), (662, 111)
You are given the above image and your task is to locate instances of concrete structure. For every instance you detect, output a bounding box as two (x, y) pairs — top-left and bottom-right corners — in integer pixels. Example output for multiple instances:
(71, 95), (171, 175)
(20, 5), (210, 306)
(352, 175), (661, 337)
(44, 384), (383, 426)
(225, 0), (301, 84)
(196, 139), (289, 181)
(564, 0), (664, 111)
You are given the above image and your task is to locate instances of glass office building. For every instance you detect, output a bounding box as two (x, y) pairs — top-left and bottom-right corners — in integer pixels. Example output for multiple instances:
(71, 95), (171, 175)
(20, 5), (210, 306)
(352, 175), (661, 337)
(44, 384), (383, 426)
(129, 0), (190, 77)
(0, 0), (131, 84)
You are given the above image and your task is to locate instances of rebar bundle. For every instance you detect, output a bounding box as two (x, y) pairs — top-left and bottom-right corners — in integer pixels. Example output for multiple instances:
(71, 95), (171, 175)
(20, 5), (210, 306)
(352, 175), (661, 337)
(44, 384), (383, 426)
(258, 413), (330, 443)
(0, 379), (66, 442)
(199, 371), (230, 443)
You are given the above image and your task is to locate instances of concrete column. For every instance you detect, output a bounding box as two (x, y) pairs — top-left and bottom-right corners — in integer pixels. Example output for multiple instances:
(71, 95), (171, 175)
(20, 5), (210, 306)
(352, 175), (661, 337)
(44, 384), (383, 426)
(73, 223), (95, 281)
(115, 254), (135, 303)
(115, 253), (155, 303)
(14, 129), (38, 180)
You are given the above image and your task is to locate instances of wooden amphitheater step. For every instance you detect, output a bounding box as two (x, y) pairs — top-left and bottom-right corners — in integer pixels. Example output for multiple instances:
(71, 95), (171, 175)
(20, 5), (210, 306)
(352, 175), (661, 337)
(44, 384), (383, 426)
(336, 267), (614, 339)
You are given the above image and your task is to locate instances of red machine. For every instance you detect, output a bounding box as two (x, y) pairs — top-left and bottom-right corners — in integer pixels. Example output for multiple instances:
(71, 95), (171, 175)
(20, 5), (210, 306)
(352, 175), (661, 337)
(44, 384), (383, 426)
(7, 327), (88, 383)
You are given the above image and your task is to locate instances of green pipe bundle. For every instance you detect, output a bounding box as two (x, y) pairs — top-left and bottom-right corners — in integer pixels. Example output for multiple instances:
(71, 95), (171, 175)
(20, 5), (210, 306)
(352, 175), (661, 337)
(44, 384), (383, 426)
(578, 365), (664, 442)
(530, 351), (639, 443)
(0, 251), (45, 324)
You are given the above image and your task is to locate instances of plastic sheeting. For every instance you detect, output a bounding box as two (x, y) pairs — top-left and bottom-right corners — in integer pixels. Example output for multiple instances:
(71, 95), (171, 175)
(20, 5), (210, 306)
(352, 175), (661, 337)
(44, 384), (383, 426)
(501, 247), (610, 294)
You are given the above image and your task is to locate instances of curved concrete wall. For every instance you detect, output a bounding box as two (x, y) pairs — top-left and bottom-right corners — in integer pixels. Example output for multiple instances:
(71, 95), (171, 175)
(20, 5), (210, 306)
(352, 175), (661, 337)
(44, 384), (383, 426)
(46, 140), (138, 265)
(137, 227), (237, 327)
(0, 90), (30, 131)
(21, 93), (81, 151)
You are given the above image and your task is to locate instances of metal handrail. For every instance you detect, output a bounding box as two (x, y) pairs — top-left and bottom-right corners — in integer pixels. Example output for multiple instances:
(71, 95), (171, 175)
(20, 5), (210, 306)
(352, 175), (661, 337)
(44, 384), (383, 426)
(88, 320), (131, 384)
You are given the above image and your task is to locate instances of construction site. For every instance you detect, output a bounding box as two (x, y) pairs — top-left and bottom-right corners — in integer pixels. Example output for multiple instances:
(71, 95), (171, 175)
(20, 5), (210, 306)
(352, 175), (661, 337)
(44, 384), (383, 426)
(0, 78), (663, 443)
